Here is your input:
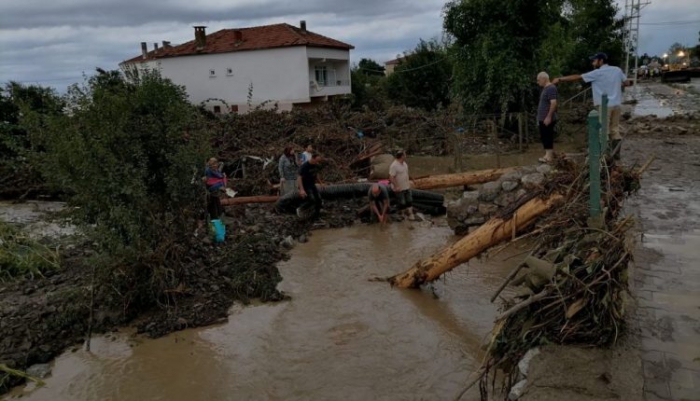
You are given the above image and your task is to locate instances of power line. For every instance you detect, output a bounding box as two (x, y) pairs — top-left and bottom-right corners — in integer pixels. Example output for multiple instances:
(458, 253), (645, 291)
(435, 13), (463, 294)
(358, 57), (448, 74)
(639, 19), (700, 25)
(8, 76), (84, 84)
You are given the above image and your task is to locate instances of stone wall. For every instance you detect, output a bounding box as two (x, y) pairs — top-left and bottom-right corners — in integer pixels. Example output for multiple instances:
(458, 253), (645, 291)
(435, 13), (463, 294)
(447, 164), (554, 235)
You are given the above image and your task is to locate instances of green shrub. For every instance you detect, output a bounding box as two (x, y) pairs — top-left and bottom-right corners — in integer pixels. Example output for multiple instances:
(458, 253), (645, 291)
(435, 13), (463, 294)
(20, 69), (212, 300)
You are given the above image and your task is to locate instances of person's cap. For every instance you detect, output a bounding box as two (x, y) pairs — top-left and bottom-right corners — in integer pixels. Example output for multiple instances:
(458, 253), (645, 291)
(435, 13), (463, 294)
(589, 52), (608, 61)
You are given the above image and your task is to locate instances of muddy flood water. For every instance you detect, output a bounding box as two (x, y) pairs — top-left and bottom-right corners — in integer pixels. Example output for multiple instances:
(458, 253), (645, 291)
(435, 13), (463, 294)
(6, 221), (528, 401)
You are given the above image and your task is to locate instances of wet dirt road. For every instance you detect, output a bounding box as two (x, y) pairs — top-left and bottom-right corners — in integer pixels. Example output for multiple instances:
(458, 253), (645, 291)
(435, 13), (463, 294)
(624, 82), (700, 400)
(6, 221), (527, 401)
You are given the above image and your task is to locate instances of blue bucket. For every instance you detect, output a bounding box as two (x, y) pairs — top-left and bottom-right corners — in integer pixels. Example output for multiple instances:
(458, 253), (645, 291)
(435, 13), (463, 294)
(211, 219), (226, 243)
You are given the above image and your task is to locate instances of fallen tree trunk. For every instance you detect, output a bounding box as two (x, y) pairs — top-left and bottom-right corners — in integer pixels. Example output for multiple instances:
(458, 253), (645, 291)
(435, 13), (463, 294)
(411, 167), (515, 190)
(225, 167), (515, 205)
(220, 196), (279, 206)
(388, 194), (564, 289)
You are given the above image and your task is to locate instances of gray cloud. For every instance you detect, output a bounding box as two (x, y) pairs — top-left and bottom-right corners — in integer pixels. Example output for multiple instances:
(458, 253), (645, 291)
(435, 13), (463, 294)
(1, 0), (696, 91)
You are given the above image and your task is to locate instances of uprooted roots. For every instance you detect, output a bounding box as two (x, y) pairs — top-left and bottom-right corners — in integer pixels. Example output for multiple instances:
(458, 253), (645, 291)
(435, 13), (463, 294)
(470, 157), (641, 400)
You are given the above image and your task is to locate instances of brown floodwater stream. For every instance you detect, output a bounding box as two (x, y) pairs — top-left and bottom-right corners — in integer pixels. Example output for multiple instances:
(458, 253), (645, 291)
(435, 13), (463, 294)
(5, 220), (529, 401)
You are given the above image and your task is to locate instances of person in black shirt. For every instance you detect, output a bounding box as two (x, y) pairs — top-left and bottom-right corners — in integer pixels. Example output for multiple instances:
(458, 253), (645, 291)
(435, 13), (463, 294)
(297, 153), (323, 219)
(368, 184), (389, 223)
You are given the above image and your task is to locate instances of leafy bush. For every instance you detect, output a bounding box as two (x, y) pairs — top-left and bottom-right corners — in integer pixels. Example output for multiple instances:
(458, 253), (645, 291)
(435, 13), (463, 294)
(20, 69), (212, 298)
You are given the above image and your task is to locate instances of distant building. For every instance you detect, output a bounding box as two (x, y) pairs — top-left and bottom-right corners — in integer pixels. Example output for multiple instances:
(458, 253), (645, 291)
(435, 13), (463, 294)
(384, 57), (405, 76)
(120, 22), (354, 113)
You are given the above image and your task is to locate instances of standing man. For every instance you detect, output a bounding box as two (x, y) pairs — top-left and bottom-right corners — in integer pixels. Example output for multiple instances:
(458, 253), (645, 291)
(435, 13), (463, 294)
(298, 153), (323, 220)
(368, 183), (390, 224)
(553, 52), (631, 159)
(536, 72), (558, 163)
(389, 151), (415, 221)
(300, 144), (314, 165)
(278, 146), (298, 196)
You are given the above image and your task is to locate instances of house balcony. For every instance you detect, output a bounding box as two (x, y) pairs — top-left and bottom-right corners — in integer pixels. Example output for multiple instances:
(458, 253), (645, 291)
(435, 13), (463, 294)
(309, 79), (351, 97)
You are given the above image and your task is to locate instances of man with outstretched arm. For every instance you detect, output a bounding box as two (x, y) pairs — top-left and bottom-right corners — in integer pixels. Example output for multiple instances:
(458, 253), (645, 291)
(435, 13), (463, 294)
(553, 52), (632, 160)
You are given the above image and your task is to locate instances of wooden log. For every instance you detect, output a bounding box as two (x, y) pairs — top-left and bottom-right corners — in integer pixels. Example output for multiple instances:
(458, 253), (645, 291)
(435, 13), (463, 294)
(411, 167), (515, 190)
(388, 194), (564, 289)
(221, 167), (515, 206)
(220, 196), (279, 206)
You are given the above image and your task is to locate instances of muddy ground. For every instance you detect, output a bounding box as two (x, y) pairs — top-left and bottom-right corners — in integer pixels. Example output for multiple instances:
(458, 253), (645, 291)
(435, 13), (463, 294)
(0, 197), (369, 393)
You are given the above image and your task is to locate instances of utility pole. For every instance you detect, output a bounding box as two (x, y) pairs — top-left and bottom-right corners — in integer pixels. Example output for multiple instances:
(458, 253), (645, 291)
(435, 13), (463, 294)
(624, 0), (651, 96)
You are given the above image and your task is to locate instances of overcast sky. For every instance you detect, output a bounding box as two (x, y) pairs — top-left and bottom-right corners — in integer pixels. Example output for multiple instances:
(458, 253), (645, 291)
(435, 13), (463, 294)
(0, 0), (698, 91)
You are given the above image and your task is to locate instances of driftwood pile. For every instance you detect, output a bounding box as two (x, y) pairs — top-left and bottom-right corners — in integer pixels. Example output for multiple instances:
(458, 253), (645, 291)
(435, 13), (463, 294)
(466, 157), (643, 400)
(209, 104), (523, 196)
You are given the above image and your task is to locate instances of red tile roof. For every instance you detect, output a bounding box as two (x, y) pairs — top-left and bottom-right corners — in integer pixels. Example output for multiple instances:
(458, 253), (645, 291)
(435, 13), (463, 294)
(123, 23), (353, 63)
(385, 57), (406, 66)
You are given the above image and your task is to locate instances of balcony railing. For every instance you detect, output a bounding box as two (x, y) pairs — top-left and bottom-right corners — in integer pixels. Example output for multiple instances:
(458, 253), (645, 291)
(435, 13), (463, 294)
(310, 79), (350, 89)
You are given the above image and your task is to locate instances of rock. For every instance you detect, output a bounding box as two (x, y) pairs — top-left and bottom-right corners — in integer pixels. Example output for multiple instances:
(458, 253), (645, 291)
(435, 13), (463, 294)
(281, 236), (295, 249)
(536, 164), (553, 175)
(520, 165), (538, 174)
(495, 192), (518, 208)
(297, 235), (308, 243)
(463, 216), (486, 226)
(501, 170), (524, 181)
(518, 347), (541, 378)
(462, 190), (480, 203)
(676, 126), (689, 135)
(521, 173), (545, 187)
(414, 213), (427, 222)
(501, 180), (519, 192)
(26, 363), (52, 379)
(508, 380), (527, 401)
(479, 187), (500, 202)
(478, 203), (499, 215)
(515, 189), (528, 200)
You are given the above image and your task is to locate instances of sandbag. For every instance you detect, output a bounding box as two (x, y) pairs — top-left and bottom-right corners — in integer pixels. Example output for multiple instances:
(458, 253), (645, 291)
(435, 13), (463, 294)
(370, 154), (394, 180)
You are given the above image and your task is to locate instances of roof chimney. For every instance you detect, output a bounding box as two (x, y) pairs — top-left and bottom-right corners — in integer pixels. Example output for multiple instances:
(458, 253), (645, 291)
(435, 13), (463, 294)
(234, 30), (243, 42)
(162, 41), (171, 48)
(300, 20), (307, 32)
(141, 42), (148, 59)
(194, 26), (207, 50)
(153, 42), (159, 53)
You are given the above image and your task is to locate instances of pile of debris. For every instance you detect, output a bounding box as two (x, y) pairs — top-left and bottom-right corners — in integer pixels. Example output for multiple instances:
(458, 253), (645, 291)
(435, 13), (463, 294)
(212, 104), (524, 196)
(473, 158), (642, 399)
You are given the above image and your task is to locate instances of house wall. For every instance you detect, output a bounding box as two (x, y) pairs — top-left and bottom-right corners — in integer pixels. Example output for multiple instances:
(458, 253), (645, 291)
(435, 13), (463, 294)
(122, 45), (352, 112)
(152, 46), (311, 110)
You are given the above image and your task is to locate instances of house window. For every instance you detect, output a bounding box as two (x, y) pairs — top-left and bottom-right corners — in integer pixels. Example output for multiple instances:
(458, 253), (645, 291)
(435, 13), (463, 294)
(226, 68), (233, 76)
(213, 106), (221, 114)
(314, 66), (327, 86)
(209, 69), (216, 77)
(230, 105), (239, 113)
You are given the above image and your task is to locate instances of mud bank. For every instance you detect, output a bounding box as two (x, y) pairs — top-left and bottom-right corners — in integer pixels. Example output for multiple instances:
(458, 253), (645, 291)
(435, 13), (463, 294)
(6, 222), (532, 401)
(0, 198), (366, 394)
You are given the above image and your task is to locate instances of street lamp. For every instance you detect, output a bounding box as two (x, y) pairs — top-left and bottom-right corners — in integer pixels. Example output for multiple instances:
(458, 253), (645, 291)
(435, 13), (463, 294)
(678, 51), (686, 57)
(662, 53), (668, 59)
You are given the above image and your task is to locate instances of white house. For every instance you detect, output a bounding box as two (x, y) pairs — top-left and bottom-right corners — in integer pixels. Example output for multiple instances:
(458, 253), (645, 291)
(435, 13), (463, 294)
(120, 22), (354, 113)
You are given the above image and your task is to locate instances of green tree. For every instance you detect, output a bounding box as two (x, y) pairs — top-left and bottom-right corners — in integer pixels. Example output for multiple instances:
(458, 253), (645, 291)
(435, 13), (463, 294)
(386, 39), (452, 111)
(445, 0), (553, 115)
(351, 58), (391, 109)
(0, 82), (64, 195)
(21, 69), (212, 296)
(563, 0), (624, 73)
(357, 58), (385, 77)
